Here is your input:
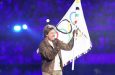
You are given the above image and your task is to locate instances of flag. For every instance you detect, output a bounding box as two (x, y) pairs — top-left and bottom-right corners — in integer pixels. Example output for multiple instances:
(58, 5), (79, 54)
(56, 0), (92, 70)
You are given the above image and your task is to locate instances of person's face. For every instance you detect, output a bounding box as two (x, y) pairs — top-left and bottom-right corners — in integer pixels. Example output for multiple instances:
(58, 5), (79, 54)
(47, 29), (56, 41)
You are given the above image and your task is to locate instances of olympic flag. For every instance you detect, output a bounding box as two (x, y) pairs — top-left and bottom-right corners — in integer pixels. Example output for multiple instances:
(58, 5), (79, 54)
(56, 0), (92, 70)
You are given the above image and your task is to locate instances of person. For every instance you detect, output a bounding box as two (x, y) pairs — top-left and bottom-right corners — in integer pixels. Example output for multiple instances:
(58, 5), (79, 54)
(39, 25), (78, 75)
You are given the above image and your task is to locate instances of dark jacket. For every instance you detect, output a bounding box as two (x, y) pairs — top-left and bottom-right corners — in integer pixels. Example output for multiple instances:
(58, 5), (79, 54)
(39, 37), (74, 74)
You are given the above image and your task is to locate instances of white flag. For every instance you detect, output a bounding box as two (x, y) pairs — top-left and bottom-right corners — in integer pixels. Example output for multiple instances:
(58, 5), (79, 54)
(56, 0), (92, 70)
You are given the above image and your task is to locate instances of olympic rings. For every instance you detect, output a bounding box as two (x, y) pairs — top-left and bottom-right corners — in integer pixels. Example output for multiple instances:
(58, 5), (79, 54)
(56, 11), (79, 34)
(56, 19), (72, 34)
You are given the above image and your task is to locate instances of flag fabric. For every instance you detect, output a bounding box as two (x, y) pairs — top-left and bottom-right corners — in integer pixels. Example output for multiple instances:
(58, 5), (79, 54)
(56, 0), (92, 70)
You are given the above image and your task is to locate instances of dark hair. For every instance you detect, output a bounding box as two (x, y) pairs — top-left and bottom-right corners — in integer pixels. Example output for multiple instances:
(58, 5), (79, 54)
(44, 25), (55, 38)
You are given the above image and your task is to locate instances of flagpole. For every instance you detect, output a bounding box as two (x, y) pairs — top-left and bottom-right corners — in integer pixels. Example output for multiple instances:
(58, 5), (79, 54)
(72, 0), (79, 70)
(72, 32), (77, 70)
(72, 42), (75, 71)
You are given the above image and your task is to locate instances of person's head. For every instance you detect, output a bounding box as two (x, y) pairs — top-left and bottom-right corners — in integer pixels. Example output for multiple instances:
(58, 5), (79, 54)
(44, 25), (56, 41)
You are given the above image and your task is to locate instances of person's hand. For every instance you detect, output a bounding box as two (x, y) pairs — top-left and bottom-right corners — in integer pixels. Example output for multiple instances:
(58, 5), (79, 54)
(73, 29), (78, 37)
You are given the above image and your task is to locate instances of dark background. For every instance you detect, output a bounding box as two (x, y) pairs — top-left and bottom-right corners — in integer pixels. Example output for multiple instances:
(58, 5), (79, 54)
(0, 0), (115, 75)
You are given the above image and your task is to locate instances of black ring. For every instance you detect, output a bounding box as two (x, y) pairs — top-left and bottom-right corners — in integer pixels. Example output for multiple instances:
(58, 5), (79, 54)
(56, 19), (72, 34)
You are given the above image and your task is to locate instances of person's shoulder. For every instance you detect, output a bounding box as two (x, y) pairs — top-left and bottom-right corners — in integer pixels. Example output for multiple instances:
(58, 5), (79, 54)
(39, 38), (47, 47)
(39, 40), (45, 46)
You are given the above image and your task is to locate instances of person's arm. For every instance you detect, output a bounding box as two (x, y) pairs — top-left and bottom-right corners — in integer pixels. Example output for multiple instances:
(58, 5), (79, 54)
(56, 30), (78, 50)
(39, 42), (60, 61)
(56, 37), (74, 50)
